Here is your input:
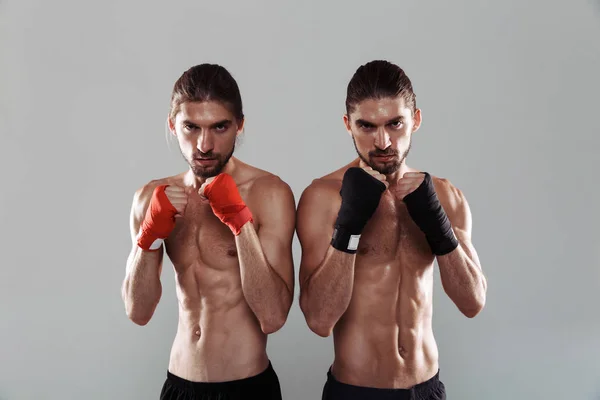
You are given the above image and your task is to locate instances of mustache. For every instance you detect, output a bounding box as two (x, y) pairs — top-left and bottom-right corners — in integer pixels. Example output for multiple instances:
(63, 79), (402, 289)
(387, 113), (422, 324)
(194, 152), (218, 160)
(369, 150), (398, 157)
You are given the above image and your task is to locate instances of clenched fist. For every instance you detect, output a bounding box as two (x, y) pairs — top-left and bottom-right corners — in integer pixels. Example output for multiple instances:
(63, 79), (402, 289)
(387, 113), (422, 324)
(164, 185), (189, 218)
(392, 172), (426, 200)
(396, 172), (459, 256)
(330, 164), (388, 253)
(358, 163), (390, 190)
(136, 185), (188, 251)
(198, 173), (253, 236)
(198, 177), (216, 198)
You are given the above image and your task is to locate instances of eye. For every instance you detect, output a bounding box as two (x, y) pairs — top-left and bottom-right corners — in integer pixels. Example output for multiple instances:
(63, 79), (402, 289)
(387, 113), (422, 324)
(358, 123), (374, 130)
(183, 124), (195, 131)
(214, 124), (228, 132)
(390, 120), (403, 129)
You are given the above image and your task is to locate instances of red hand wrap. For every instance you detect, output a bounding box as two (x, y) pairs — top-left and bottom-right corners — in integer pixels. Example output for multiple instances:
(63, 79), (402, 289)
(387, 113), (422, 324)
(204, 174), (253, 236)
(137, 185), (178, 250)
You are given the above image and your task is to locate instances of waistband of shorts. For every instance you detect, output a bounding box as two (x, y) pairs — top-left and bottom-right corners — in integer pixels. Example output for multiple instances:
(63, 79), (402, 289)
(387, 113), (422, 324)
(166, 361), (276, 390)
(326, 367), (441, 396)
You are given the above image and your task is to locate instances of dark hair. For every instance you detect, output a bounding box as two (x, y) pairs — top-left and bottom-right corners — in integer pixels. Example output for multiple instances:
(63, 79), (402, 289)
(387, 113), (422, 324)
(345, 60), (416, 116)
(169, 64), (244, 123)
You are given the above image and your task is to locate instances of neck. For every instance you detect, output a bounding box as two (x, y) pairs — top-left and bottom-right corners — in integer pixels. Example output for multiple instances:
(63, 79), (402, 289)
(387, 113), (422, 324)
(185, 157), (237, 188)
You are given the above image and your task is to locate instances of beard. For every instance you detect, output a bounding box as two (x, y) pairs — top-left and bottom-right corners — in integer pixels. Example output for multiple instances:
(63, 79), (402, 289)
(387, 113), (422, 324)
(352, 136), (412, 175)
(184, 144), (235, 178)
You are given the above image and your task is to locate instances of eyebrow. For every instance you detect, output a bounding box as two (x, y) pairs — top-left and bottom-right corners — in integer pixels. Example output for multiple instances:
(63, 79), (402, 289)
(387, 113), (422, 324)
(355, 116), (404, 126)
(182, 119), (232, 128)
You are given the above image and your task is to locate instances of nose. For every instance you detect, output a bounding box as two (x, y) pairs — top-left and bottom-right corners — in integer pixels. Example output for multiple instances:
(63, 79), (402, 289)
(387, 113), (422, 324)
(197, 131), (214, 154)
(373, 127), (391, 150)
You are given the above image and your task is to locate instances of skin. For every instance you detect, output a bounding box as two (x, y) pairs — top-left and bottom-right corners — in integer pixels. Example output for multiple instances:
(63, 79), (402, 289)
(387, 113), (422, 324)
(297, 97), (487, 389)
(121, 101), (296, 382)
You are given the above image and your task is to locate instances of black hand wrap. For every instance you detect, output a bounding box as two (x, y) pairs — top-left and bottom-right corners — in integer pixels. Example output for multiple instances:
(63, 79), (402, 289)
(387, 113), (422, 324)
(402, 172), (459, 256)
(331, 168), (386, 254)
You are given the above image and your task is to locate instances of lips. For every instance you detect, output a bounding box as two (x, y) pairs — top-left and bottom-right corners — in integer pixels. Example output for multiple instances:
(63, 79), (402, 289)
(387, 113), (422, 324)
(195, 158), (217, 165)
(373, 155), (395, 161)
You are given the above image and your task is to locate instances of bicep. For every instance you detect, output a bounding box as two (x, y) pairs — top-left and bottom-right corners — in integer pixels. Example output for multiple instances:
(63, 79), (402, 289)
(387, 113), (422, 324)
(129, 186), (152, 244)
(440, 184), (482, 268)
(256, 182), (296, 293)
(453, 207), (481, 268)
(129, 193), (143, 244)
(296, 184), (337, 286)
(125, 190), (144, 273)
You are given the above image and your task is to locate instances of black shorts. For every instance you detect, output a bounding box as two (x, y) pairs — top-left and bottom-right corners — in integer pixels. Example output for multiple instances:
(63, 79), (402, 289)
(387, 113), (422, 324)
(321, 369), (446, 400)
(160, 361), (282, 400)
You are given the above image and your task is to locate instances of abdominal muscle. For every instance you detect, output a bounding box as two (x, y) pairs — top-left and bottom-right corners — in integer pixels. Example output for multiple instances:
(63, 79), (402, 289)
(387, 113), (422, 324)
(331, 258), (439, 389)
(165, 261), (269, 382)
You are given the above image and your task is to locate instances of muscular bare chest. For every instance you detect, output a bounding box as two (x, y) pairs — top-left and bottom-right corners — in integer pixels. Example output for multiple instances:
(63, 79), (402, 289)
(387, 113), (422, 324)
(164, 186), (256, 273)
(356, 194), (432, 267)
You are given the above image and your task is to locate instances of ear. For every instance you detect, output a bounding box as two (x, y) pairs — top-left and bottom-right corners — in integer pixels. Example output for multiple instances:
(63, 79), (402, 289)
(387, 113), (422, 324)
(236, 117), (245, 136)
(167, 115), (176, 136)
(412, 108), (422, 133)
(343, 114), (352, 136)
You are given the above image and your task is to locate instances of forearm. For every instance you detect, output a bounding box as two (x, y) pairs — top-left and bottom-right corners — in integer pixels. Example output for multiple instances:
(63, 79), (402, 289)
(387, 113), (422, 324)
(300, 247), (355, 337)
(235, 223), (292, 334)
(121, 248), (162, 325)
(437, 242), (487, 317)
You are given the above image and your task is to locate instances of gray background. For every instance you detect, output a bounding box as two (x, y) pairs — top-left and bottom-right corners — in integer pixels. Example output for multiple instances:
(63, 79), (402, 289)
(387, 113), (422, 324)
(1, 0), (599, 399)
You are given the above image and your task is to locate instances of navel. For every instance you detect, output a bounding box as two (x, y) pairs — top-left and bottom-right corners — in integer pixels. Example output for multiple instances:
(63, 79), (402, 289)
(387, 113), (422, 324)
(399, 346), (408, 357)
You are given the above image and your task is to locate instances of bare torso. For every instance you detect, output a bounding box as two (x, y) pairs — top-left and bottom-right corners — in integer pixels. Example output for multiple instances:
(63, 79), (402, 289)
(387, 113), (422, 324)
(324, 166), (440, 388)
(152, 166), (271, 382)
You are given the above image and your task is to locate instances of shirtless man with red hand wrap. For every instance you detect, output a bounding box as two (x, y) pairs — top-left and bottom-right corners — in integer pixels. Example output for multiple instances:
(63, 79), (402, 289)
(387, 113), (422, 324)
(121, 64), (295, 400)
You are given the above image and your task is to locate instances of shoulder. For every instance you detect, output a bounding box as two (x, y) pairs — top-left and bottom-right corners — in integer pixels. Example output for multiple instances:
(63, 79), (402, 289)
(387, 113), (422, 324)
(234, 160), (292, 198)
(429, 174), (471, 228)
(243, 170), (295, 225)
(296, 172), (344, 227)
(298, 165), (347, 204)
(133, 177), (168, 200)
(430, 174), (468, 210)
(248, 171), (294, 204)
(298, 176), (340, 208)
(244, 172), (295, 230)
